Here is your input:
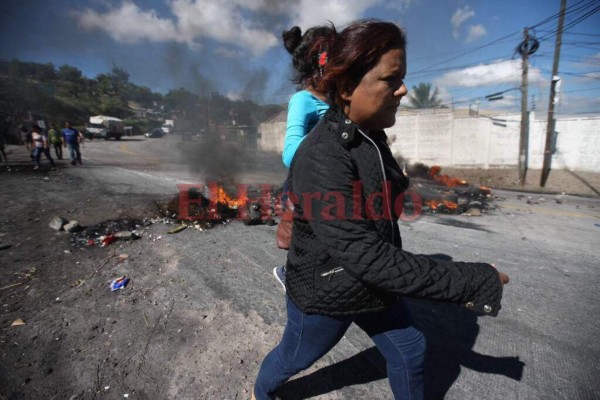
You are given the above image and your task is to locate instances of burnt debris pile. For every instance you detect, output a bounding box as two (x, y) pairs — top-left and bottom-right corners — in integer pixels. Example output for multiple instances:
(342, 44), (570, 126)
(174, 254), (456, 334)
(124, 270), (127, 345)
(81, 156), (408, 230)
(406, 163), (494, 216)
(157, 183), (279, 229)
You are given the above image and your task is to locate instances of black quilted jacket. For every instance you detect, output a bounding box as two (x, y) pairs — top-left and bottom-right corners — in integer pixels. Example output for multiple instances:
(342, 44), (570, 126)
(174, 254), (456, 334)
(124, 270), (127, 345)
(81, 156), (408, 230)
(286, 105), (503, 316)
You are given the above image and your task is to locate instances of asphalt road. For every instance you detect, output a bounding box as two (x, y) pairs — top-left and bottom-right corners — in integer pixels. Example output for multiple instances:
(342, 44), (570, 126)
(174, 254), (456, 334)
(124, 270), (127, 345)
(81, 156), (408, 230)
(5, 136), (600, 399)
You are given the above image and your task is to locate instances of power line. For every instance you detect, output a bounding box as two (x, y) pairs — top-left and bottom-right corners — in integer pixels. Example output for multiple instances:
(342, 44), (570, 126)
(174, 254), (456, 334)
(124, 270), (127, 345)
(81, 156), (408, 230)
(410, 1), (597, 77)
(562, 86), (600, 93)
(538, 2), (600, 42)
(562, 31), (600, 37)
(529, 0), (591, 29)
(409, 54), (515, 78)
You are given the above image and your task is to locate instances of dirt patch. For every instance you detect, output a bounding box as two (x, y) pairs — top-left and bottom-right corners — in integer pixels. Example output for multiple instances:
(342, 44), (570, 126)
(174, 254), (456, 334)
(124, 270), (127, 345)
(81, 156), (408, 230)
(439, 167), (600, 197)
(0, 169), (285, 399)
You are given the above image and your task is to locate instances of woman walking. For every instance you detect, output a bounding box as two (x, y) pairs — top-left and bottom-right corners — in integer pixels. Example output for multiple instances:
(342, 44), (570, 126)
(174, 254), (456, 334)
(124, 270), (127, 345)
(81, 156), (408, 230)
(252, 19), (508, 400)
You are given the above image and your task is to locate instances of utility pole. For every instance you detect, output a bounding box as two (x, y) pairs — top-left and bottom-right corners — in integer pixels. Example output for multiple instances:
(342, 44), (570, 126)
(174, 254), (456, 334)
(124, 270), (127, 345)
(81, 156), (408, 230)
(541, 0), (567, 187)
(518, 28), (530, 186)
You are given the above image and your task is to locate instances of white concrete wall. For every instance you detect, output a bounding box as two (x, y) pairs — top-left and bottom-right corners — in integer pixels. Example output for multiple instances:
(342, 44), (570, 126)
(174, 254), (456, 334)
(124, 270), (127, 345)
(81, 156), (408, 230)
(259, 110), (600, 172)
(258, 120), (286, 153)
(389, 111), (600, 172)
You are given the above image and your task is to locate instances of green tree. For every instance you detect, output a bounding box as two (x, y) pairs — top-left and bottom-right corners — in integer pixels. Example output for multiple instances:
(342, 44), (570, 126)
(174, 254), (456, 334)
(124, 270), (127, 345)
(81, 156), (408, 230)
(57, 64), (83, 81)
(164, 88), (200, 112)
(407, 82), (443, 109)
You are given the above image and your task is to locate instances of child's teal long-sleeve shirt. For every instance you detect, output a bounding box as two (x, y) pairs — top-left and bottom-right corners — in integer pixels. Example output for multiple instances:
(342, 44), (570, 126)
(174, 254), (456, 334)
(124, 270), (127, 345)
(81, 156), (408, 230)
(282, 90), (329, 168)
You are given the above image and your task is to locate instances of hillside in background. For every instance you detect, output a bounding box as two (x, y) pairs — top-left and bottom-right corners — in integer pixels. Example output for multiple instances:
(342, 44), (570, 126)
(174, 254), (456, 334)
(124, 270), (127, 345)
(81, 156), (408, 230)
(0, 59), (283, 142)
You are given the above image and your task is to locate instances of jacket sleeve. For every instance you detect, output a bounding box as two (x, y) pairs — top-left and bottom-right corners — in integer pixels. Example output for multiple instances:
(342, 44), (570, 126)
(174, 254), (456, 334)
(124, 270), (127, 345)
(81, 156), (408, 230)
(293, 142), (503, 316)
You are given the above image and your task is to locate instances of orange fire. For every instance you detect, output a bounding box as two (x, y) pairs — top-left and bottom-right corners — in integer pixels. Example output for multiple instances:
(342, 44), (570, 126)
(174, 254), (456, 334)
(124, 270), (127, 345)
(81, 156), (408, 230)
(213, 185), (247, 208)
(425, 200), (459, 211)
(429, 166), (467, 187)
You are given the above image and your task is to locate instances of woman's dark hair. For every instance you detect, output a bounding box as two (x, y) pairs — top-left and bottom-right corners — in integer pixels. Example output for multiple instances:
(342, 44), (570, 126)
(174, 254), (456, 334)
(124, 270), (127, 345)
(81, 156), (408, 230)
(316, 19), (407, 104)
(282, 24), (336, 89)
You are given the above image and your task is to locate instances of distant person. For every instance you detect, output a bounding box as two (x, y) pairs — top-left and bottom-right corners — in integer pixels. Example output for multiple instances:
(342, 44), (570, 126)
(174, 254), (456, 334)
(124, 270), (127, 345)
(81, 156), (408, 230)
(47, 123), (63, 160)
(62, 121), (82, 165)
(20, 125), (33, 160)
(252, 20), (509, 400)
(273, 24), (336, 290)
(31, 125), (56, 170)
(0, 130), (8, 170)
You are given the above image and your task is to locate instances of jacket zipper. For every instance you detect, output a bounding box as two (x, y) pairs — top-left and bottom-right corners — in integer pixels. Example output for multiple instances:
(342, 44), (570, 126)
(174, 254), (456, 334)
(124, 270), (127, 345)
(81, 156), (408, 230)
(321, 267), (344, 281)
(357, 129), (395, 245)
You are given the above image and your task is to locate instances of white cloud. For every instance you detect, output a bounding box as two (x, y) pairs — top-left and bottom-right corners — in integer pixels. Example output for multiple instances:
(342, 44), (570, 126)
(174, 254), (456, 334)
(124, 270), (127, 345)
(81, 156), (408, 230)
(215, 47), (243, 59)
(75, 2), (179, 44)
(558, 93), (600, 114)
(288, 0), (382, 30)
(465, 24), (487, 43)
(572, 70), (600, 82)
(435, 59), (542, 88)
(170, 0), (278, 55)
(385, 0), (418, 13)
(74, 0), (279, 55)
(451, 5), (475, 40)
(73, 0), (389, 56)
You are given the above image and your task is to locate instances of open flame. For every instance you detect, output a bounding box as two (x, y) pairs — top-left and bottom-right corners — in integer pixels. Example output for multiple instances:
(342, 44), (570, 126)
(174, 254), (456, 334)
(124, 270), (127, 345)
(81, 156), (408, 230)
(479, 185), (492, 194)
(429, 166), (467, 187)
(425, 199), (459, 211)
(213, 185), (247, 208)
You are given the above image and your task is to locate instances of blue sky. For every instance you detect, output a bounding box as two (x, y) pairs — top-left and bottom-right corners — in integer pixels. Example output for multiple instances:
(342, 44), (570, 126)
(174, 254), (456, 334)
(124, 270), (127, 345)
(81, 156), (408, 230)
(1, 0), (599, 114)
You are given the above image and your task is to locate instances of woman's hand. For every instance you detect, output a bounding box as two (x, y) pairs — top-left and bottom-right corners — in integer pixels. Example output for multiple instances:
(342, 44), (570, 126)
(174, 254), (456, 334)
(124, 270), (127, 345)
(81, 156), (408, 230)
(491, 264), (509, 285)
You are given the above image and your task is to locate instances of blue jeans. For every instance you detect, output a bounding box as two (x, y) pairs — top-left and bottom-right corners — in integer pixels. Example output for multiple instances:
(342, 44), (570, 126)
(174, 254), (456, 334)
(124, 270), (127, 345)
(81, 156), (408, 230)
(33, 147), (55, 167)
(254, 296), (425, 400)
(67, 142), (81, 163)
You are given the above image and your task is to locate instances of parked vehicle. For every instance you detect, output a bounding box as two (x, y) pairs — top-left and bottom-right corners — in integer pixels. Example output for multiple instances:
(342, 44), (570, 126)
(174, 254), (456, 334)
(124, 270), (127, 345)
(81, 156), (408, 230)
(85, 116), (124, 140)
(144, 128), (164, 138)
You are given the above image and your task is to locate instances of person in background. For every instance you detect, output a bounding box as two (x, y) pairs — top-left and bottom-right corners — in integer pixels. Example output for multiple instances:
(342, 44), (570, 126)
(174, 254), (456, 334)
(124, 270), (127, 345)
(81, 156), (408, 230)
(252, 19), (509, 400)
(47, 123), (62, 160)
(273, 24), (336, 290)
(62, 121), (82, 165)
(20, 125), (33, 160)
(0, 130), (8, 170)
(31, 125), (55, 170)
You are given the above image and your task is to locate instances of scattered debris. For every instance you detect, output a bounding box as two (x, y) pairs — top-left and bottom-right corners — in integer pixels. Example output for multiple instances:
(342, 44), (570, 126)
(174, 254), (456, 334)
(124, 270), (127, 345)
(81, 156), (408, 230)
(114, 231), (137, 240)
(158, 184), (280, 229)
(100, 234), (115, 247)
(1, 267), (37, 290)
(463, 207), (482, 217)
(11, 318), (26, 326)
(63, 220), (82, 233)
(110, 276), (130, 291)
(71, 279), (84, 288)
(71, 218), (148, 248)
(406, 164), (494, 215)
(243, 203), (263, 226)
(49, 216), (68, 231)
(167, 225), (187, 234)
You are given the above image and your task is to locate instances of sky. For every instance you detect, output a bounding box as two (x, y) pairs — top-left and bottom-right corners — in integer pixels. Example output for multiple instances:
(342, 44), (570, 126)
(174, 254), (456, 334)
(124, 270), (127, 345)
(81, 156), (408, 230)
(1, 0), (599, 115)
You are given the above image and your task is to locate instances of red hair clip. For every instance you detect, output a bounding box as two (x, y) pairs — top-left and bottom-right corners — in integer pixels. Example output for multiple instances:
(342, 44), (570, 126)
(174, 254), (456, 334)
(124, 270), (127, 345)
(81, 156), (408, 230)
(318, 51), (328, 67)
